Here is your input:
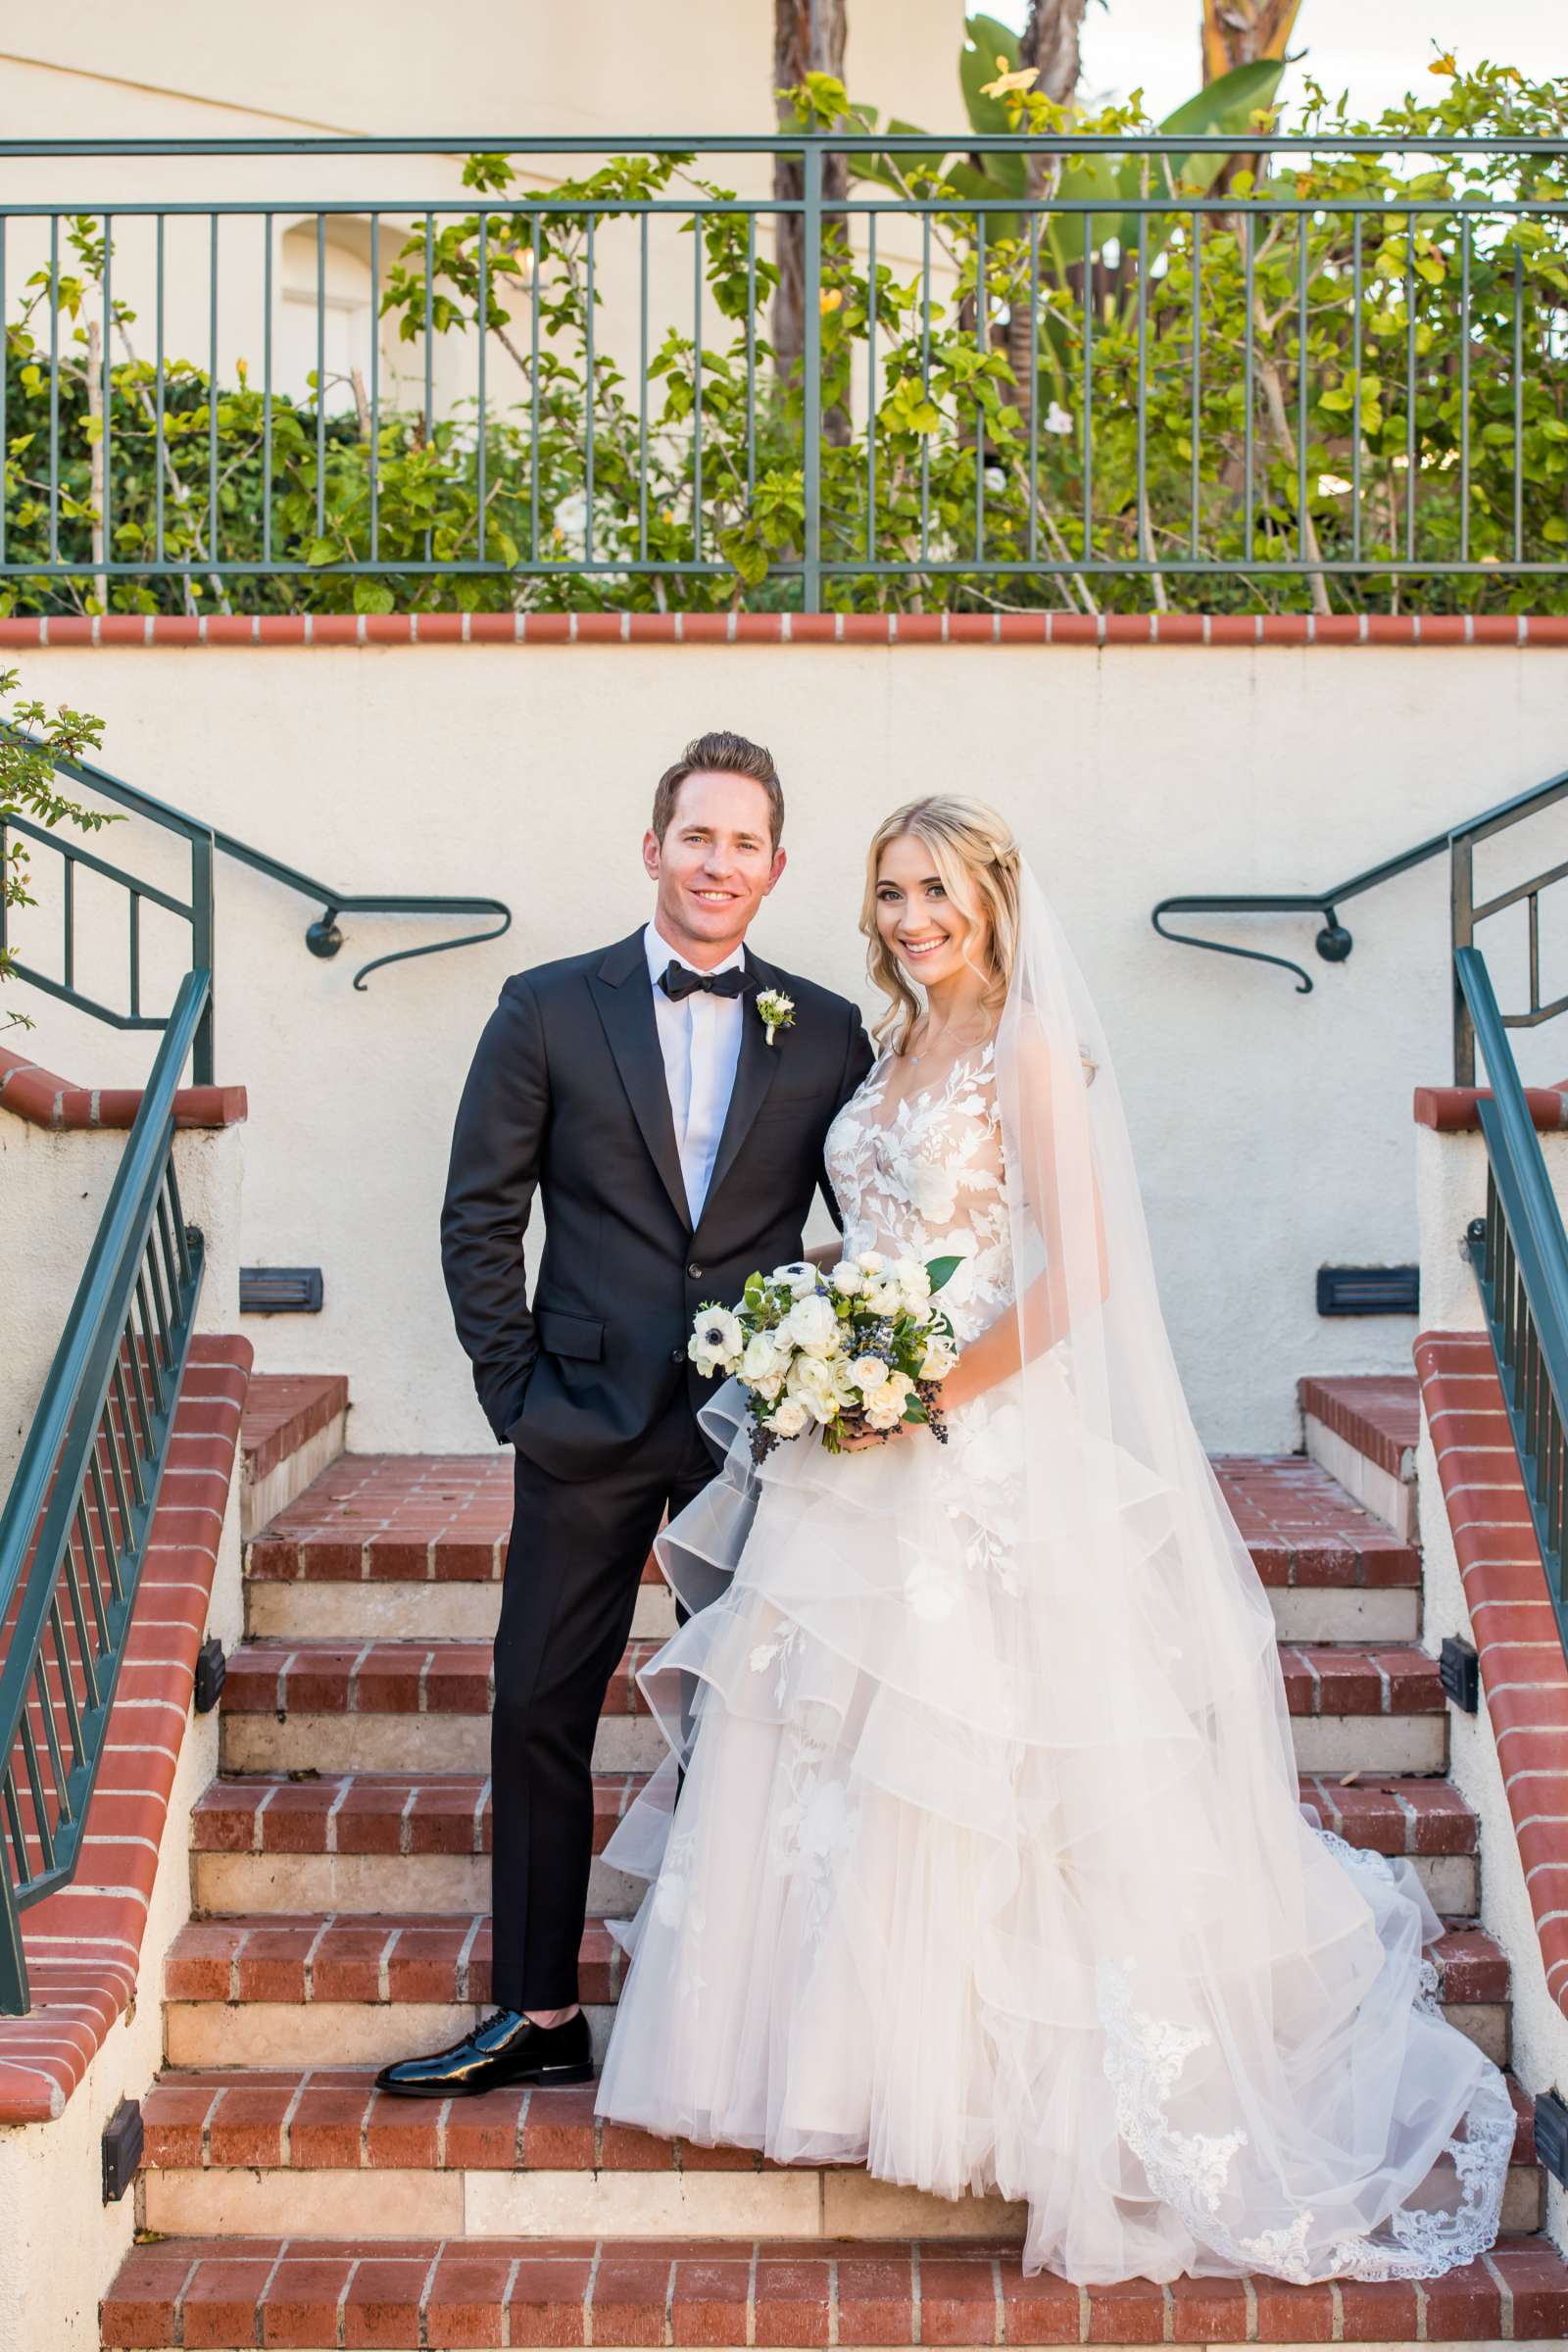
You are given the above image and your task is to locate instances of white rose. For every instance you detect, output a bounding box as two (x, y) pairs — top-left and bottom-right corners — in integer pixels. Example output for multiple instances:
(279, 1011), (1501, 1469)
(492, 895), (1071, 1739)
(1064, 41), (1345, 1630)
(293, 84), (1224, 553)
(830, 1355), (860, 1402)
(784, 1292), (840, 1357)
(864, 1276), (904, 1318)
(689, 1305), (744, 1376)
(772, 1261), (820, 1298)
(894, 1259), (931, 1302)
(829, 1261), (864, 1297)
(849, 1354), (889, 1392)
(867, 1375), (912, 1420)
(769, 1396), (810, 1439)
(742, 1330), (785, 1383)
(752, 1371), (784, 1402)
(856, 1250), (885, 1275)
(787, 1355), (841, 1422)
(865, 1400), (904, 1431)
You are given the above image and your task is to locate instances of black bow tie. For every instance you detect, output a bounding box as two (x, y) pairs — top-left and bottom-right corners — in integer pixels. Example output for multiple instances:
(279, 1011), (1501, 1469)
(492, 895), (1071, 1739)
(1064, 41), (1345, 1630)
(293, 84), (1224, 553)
(659, 960), (755, 1003)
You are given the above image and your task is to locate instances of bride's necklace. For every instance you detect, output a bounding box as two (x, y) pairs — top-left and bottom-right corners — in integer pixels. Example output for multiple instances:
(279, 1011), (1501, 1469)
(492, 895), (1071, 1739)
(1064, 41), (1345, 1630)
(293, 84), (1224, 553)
(906, 1018), (992, 1068)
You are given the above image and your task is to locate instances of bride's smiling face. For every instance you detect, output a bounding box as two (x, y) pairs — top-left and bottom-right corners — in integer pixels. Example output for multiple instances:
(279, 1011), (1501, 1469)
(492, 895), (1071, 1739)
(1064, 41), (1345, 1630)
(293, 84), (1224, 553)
(874, 832), (987, 992)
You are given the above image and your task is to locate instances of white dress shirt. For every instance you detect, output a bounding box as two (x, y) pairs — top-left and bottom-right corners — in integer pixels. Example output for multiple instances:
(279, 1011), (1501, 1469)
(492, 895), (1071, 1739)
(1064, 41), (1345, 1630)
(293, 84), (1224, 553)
(643, 921), (747, 1225)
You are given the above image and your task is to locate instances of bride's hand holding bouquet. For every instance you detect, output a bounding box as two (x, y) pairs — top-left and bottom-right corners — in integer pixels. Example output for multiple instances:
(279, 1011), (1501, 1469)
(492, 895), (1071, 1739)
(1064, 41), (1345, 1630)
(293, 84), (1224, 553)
(687, 1250), (961, 1460)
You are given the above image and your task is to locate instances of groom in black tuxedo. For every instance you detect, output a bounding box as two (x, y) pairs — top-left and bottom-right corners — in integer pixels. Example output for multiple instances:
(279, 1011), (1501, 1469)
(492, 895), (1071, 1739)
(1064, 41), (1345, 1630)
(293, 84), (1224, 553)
(377, 730), (873, 2096)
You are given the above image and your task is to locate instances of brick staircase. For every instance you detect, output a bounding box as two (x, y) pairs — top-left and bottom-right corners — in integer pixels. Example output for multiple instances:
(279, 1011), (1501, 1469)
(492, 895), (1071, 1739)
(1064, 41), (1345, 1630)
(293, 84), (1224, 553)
(102, 1375), (1568, 2349)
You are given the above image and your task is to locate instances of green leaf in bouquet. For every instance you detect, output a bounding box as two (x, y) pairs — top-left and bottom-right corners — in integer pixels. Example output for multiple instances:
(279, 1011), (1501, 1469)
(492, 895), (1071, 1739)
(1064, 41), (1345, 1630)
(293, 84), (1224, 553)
(925, 1253), (964, 1294)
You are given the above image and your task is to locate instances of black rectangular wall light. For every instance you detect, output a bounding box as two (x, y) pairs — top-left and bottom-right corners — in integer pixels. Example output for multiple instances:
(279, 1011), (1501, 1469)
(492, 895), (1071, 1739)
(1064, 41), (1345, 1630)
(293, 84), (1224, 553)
(1439, 1637), (1481, 1714)
(1316, 1266), (1420, 1316)
(240, 1266), (324, 1314)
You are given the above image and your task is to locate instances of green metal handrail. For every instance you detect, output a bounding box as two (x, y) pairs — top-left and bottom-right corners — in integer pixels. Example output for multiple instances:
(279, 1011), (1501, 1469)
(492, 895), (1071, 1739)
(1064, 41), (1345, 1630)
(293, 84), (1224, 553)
(1457, 945), (1568, 1662)
(0, 730), (512, 1027)
(0, 967), (208, 2012)
(1152, 760), (1568, 1082)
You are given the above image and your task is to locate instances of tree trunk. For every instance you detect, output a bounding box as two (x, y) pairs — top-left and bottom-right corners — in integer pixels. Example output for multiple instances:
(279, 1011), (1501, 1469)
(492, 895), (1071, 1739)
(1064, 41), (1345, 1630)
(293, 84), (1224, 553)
(1006, 1), (1090, 421)
(773, 0), (849, 405)
(1200, 0), (1304, 80)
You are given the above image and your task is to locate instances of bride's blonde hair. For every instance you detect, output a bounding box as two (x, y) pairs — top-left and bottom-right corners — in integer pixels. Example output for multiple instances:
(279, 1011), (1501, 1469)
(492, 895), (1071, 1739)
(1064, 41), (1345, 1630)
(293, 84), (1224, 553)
(860, 796), (1022, 1054)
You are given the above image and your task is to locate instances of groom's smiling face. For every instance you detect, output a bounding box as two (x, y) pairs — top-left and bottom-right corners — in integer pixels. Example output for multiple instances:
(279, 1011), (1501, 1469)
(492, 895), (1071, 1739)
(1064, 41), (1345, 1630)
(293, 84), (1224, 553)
(643, 770), (786, 965)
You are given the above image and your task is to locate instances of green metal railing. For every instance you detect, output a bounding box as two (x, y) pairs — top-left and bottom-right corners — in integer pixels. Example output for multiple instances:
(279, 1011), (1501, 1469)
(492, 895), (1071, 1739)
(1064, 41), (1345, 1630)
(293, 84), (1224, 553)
(1, 132), (1565, 612)
(0, 733), (512, 1036)
(1458, 945), (1568, 1661)
(1152, 760), (1568, 1083)
(0, 968), (208, 2011)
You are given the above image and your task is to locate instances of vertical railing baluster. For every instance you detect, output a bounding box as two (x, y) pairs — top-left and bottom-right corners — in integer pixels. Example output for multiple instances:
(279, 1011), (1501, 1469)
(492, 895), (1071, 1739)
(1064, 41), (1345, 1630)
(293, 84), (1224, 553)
(1459, 212), (1470, 567)
(586, 211), (599, 570)
(1082, 246), (1094, 566)
(111, 1358), (147, 1505)
(263, 214), (274, 570)
(1404, 220), (1417, 564)
(422, 213), (434, 567)
(128, 889), (140, 1020)
(102, 213), (113, 599)
(48, 216), (60, 568)
(1189, 212), (1201, 562)
(919, 214), (932, 575)
(530, 205), (542, 568)
(317, 214), (328, 549)
(368, 213), (379, 568)
(1513, 231), (1524, 565)
(865, 210), (876, 567)
(745, 213), (757, 515)
(208, 214), (220, 571)
(476, 213), (488, 566)
(64, 857), (74, 992)
(1451, 831), (1475, 1084)
(48, 1599), (83, 1780)
(1297, 209), (1308, 580)
(682, 210), (693, 575)
(974, 215), (987, 563)
(1135, 211), (1149, 578)
(1027, 209), (1040, 572)
(802, 142), (823, 613)
(1243, 212), (1254, 561)
(1350, 212), (1363, 570)
(72, 1496), (109, 1682)
(638, 213), (649, 567)
(155, 216), (167, 564)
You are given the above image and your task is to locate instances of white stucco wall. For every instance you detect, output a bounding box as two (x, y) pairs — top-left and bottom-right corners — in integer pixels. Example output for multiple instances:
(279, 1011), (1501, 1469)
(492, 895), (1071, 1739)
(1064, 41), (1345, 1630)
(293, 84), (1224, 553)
(8, 641), (1568, 1456)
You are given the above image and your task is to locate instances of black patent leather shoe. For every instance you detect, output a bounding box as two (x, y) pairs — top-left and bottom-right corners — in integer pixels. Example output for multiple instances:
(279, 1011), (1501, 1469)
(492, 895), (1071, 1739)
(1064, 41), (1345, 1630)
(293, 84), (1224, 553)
(374, 2006), (594, 2098)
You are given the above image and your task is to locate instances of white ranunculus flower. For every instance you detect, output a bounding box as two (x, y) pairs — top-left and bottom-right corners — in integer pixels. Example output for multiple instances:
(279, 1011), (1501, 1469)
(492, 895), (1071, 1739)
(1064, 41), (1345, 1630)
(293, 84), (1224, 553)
(850, 1354), (889, 1392)
(829, 1355), (860, 1401)
(867, 1375), (912, 1420)
(920, 1336), (958, 1381)
(865, 1399), (905, 1431)
(752, 1371), (784, 1402)
(856, 1250), (885, 1274)
(864, 1275), (904, 1318)
(784, 1292), (840, 1357)
(893, 1258), (930, 1300)
(829, 1260), (864, 1297)
(689, 1305), (744, 1376)
(769, 1396), (810, 1439)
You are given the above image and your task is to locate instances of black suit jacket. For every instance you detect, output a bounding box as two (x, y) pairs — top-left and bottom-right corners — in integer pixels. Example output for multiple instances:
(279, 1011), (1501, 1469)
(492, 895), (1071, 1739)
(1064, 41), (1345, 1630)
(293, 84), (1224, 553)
(440, 928), (875, 1481)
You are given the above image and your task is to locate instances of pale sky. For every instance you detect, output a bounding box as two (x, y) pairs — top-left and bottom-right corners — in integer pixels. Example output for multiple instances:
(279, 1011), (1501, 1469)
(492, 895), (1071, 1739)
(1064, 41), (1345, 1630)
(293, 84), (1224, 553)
(985, 0), (1563, 127)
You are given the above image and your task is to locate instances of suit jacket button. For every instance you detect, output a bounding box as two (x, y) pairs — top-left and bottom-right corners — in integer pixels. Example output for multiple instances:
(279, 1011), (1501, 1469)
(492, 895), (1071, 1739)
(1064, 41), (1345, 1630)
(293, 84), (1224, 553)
(670, 1347), (686, 1363)
(688, 1263), (704, 1280)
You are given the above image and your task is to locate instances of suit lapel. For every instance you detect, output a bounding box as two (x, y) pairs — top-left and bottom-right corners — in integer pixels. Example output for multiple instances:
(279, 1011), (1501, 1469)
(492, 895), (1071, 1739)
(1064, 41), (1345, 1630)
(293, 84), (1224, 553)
(701, 947), (785, 1221)
(588, 931), (692, 1233)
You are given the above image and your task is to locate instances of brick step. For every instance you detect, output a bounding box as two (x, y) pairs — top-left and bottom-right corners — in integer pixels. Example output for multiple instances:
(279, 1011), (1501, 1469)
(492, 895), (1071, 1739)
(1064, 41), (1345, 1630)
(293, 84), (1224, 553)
(188, 1770), (1482, 1921)
(246, 1452), (1423, 1649)
(240, 1373), (349, 1544)
(103, 2230), (1568, 2350)
(218, 1639), (1452, 1777)
(162, 1914), (1512, 2076)
(1297, 1378), (1420, 1542)
(135, 2063), (1543, 2244)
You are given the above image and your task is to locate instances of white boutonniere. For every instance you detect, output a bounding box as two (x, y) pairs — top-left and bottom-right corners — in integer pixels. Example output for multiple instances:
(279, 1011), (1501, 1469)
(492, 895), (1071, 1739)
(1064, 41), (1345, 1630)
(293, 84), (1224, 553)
(756, 988), (796, 1047)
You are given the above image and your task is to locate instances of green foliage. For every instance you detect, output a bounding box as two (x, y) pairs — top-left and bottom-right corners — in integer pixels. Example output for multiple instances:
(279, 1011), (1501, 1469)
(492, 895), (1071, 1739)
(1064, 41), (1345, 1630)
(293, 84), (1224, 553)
(2, 47), (1566, 617)
(0, 666), (114, 1019)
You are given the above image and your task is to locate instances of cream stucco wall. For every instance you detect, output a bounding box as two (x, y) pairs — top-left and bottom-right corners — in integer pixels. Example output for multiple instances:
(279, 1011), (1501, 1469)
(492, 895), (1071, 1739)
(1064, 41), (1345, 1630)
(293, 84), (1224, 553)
(8, 641), (1568, 1457)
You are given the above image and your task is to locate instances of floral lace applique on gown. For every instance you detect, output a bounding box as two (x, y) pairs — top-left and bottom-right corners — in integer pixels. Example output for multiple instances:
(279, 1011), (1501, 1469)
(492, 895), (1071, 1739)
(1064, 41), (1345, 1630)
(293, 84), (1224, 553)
(593, 1042), (1513, 2285)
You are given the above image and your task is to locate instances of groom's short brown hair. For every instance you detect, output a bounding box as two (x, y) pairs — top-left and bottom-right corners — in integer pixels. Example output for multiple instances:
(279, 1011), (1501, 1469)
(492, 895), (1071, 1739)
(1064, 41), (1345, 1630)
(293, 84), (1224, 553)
(653, 731), (785, 850)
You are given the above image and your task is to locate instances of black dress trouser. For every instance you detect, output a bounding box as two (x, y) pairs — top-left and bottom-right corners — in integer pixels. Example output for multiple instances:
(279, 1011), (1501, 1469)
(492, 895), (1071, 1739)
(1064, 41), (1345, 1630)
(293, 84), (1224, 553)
(489, 1386), (717, 2010)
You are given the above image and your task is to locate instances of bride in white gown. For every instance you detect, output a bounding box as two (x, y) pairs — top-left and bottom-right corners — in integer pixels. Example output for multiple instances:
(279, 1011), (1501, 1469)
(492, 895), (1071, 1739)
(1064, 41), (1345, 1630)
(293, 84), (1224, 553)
(593, 794), (1514, 2285)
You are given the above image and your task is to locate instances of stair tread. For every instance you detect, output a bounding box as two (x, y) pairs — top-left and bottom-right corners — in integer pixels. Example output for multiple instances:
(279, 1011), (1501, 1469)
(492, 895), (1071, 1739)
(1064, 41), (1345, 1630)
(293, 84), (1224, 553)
(1298, 1375), (1420, 1478)
(219, 1637), (1448, 1718)
(165, 1913), (1511, 2009)
(190, 1767), (1480, 1859)
(137, 2059), (1538, 2175)
(247, 1450), (1420, 1587)
(241, 1373), (349, 1482)
(101, 2230), (1568, 2346)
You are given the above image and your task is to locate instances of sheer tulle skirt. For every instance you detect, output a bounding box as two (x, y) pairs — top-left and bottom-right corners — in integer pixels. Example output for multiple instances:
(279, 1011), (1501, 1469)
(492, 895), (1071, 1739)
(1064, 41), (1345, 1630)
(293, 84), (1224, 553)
(594, 1376), (1513, 2286)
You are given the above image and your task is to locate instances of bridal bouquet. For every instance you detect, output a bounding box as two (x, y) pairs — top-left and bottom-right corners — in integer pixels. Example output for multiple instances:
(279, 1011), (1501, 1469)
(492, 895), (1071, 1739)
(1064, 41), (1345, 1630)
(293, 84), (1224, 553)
(688, 1250), (961, 1460)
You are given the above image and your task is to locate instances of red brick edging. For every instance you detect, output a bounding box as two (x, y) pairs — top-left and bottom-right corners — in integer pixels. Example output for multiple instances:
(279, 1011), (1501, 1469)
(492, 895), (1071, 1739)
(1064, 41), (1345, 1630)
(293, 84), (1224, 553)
(0, 1338), (252, 2124)
(1415, 1329), (1568, 2019)
(0, 1045), (246, 1130)
(4, 612), (1568, 649)
(1414, 1082), (1568, 1134)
